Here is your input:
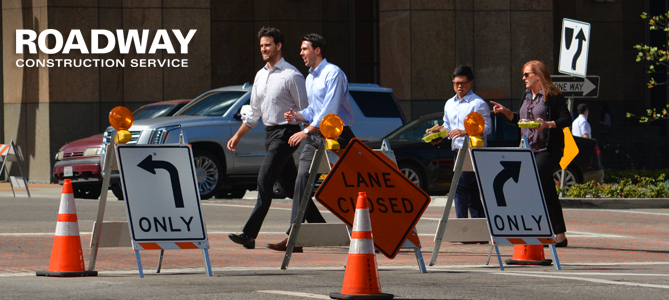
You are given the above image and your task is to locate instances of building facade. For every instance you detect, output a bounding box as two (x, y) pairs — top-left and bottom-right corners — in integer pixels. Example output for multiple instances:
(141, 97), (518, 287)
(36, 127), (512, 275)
(1, 0), (662, 182)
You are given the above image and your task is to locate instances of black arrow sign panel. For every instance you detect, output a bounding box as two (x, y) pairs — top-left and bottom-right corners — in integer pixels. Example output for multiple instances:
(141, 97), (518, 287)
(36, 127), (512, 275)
(571, 28), (586, 70)
(138, 155), (184, 208)
(492, 161), (521, 207)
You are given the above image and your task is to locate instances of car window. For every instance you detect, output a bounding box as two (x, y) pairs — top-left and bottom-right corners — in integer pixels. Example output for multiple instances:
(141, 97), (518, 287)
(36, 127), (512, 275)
(349, 91), (403, 119)
(487, 114), (519, 142)
(133, 104), (181, 120)
(176, 91), (246, 117)
(385, 116), (441, 141)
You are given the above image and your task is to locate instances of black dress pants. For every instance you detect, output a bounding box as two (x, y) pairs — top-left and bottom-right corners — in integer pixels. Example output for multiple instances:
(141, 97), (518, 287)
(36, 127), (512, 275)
(242, 125), (300, 238)
(287, 127), (356, 234)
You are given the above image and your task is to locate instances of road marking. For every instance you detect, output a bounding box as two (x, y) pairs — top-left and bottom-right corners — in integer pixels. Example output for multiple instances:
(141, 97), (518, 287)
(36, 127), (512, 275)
(415, 229), (629, 239)
(257, 290), (330, 299)
(591, 209), (669, 217)
(497, 271), (669, 290)
(202, 202), (292, 211)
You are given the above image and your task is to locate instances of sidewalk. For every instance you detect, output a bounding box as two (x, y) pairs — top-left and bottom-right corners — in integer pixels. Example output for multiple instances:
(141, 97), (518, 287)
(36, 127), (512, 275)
(3, 183), (667, 209)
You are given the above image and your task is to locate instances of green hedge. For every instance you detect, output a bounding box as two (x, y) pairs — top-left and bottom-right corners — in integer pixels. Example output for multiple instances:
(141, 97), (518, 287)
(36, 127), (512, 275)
(560, 174), (669, 198)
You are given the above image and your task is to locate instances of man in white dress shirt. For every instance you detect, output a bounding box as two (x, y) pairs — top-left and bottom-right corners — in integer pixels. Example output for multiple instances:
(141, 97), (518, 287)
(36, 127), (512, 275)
(227, 27), (308, 250)
(572, 103), (591, 138)
(429, 65), (491, 221)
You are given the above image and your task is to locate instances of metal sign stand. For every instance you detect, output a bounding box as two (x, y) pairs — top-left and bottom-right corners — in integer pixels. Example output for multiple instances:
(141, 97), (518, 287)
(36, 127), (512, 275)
(281, 139), (427, 273)
(429, 136), (471, 266)
(481, 137), (560, 271)
(88, 132), (212, 278)
(0, 140), (30, 197)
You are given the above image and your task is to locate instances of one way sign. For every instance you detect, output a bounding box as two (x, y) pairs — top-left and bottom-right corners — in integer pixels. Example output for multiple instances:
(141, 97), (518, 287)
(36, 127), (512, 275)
(559, 18), (591, 78)
(551, 75), (599, 98)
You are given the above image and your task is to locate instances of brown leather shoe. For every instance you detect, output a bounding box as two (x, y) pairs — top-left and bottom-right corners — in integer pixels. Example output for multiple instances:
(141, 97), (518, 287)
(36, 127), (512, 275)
(267, 238), (303, 253)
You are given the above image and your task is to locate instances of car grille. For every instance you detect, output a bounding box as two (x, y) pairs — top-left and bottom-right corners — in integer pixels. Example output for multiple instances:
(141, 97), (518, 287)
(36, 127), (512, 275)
(62, 151), (84, 160)
(103, 129), (141, 145)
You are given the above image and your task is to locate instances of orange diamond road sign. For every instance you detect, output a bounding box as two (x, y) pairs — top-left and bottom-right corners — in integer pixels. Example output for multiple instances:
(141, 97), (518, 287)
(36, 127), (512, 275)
(560, 127), (579, 170)
(315, 138), (431, 259)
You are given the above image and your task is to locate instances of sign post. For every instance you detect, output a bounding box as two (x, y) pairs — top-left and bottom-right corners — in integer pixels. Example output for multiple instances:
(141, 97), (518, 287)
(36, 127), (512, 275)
(115, 144), (212, 278)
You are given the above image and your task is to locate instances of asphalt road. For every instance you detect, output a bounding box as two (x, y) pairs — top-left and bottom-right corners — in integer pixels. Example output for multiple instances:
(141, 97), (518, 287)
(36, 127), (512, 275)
(1, 184), (668, 299)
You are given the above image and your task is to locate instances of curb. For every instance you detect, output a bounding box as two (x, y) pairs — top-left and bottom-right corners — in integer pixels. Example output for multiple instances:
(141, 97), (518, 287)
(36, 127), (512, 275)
(559, 198), (669, 209)
(429, 196), (669, 209)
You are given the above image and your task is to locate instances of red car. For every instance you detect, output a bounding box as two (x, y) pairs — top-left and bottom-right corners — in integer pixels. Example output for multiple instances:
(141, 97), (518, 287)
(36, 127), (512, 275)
(53, 99), (191, 199)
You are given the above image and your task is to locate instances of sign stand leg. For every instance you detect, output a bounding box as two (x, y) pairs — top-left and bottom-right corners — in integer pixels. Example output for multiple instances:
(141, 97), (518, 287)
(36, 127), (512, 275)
(281, 140), (326, 270)
(12, 142), (30, 197)
(88, 138), (117, 272)
(414, 248), (427, 273)
(549, 245), (561, 270)
(1, 162), (15, 197)
(203, 249), (213, 276)
(156, 250), (164, 273)
(485, 244), (494, 265)
(429, 136), (470, 266)
(494, 245), (504, 271)
(135, 250), (145, 278)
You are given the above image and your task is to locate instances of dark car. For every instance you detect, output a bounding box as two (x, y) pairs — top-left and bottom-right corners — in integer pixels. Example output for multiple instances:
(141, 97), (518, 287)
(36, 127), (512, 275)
(364, 112), (604, 195)
(53, 99), (191, 199)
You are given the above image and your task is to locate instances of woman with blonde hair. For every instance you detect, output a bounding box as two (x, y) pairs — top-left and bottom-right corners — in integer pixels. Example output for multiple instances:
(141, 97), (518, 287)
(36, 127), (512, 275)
(490, 60), (571, 247)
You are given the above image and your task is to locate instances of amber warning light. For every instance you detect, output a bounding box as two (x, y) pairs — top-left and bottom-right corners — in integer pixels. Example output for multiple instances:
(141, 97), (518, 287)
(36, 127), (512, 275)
(109, 106), (134, 144)
(464, 112), (485, 147)
(320, 114), (344, 150)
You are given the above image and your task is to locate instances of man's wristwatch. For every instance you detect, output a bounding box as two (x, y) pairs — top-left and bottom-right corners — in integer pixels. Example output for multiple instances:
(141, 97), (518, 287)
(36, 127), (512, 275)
(303, 128), (310, 135)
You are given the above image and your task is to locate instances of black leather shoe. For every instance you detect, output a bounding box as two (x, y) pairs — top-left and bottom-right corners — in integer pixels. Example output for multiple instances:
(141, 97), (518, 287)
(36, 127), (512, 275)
(228, 233), (255, 249)
(267, 238), (303, 253)
(555, 239), (568, 247)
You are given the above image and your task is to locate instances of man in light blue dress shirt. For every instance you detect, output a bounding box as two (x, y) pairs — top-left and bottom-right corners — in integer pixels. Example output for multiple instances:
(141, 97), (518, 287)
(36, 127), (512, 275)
(432, 65), (491, 222)
(267, 33), (356, 252)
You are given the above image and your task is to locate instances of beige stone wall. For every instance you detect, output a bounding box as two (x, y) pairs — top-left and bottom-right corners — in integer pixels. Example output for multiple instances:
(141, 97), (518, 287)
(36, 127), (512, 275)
(2, 1), (211, 183)
(380, 0), (555, 119)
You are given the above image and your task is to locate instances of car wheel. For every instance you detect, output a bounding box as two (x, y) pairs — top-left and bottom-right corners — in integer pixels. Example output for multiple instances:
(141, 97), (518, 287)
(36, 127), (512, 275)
(72, 183), (102, 199)
(193, 149), (222, 200)
(398, 163), (426, 191)
(216, 188), (246, 199)
(553, 166), (582, 189)
(111, 184), (124, 200)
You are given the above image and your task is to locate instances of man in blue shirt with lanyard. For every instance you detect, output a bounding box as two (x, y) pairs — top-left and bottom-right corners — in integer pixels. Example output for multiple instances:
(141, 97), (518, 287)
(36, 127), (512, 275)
(429, 65), (491, 223)
(267, 33), (355, 252)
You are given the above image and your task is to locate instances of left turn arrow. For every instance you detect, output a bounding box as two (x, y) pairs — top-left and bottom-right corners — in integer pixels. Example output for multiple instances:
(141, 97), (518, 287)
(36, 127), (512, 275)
(138, 155), (184, 208)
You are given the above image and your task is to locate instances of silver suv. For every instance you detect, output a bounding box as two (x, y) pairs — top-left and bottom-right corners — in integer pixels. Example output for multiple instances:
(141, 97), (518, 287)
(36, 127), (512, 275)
(104, 83), (406, 199)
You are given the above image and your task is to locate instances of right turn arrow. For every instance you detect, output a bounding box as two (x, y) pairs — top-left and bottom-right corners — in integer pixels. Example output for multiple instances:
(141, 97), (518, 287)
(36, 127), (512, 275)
(492, 161), (522, 207)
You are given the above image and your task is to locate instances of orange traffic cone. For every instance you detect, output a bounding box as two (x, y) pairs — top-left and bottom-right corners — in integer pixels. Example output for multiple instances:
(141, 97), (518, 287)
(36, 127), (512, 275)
(36, 179), (97, 277)
(330, 192), (393, 300)
(504, 244), (552, 266)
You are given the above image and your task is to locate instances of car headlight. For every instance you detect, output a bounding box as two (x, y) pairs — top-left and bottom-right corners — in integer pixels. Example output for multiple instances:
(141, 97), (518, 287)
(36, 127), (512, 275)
(55, 151), (64, 161)
(150, 125), (181, 144)
(83, 147), (103, 156)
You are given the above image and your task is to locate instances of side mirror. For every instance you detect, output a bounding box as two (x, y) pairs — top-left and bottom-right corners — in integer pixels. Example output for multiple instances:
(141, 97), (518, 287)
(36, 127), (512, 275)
(235, 104), (252, 120)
